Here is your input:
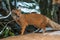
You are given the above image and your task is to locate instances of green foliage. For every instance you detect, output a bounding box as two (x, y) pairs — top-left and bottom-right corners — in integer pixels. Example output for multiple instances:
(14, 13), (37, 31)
(9, 31), (15, 36)
(0, 19), (15, 38)
(2, 27), (15, 38)
(3, 27), (10, 37)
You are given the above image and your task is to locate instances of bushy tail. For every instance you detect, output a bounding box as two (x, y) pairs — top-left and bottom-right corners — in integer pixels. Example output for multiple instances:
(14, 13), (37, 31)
(46, 17), (60, 30)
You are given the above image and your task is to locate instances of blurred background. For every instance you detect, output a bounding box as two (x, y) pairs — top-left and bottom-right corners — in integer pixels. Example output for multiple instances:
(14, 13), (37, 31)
(0, 0), (60, 39)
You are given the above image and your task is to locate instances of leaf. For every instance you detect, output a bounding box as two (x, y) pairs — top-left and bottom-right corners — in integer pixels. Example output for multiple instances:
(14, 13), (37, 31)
(3, 27), (9, 37)
(9, 31), (15, 36)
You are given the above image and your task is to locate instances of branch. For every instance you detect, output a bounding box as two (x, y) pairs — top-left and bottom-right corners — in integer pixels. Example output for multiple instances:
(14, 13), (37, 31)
(0, 0), (12, 19)
(0, 12), (11, 19)
(0, 20), (14, 35)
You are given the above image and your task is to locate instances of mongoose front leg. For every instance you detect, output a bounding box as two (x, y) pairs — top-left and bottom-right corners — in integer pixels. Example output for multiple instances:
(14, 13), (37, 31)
(21, 25), (26, 35)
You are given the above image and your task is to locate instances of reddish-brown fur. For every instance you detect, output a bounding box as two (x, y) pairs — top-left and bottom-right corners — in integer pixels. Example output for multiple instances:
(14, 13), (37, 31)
(12, 9), (48, 35)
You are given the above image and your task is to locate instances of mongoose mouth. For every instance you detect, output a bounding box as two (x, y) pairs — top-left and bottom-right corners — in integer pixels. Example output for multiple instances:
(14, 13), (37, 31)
(12, 13), (20, 19)
(12, 10), (20, 18)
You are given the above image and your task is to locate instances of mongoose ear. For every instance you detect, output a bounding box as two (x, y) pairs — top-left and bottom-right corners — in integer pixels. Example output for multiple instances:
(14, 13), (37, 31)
(12, 9), (18, 13)
(16, 9), (20, 12)
(12, 9), (21, 15)
(12, 9), (16, 13)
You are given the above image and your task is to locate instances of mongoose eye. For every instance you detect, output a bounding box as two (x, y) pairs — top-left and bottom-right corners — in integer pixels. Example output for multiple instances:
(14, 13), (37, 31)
(14, 13), (17, 15)
(17, 16), (19, 18)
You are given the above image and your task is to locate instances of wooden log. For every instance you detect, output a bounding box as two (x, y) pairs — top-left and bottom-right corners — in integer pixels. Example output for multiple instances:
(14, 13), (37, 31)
(1, 32), (60, 40)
